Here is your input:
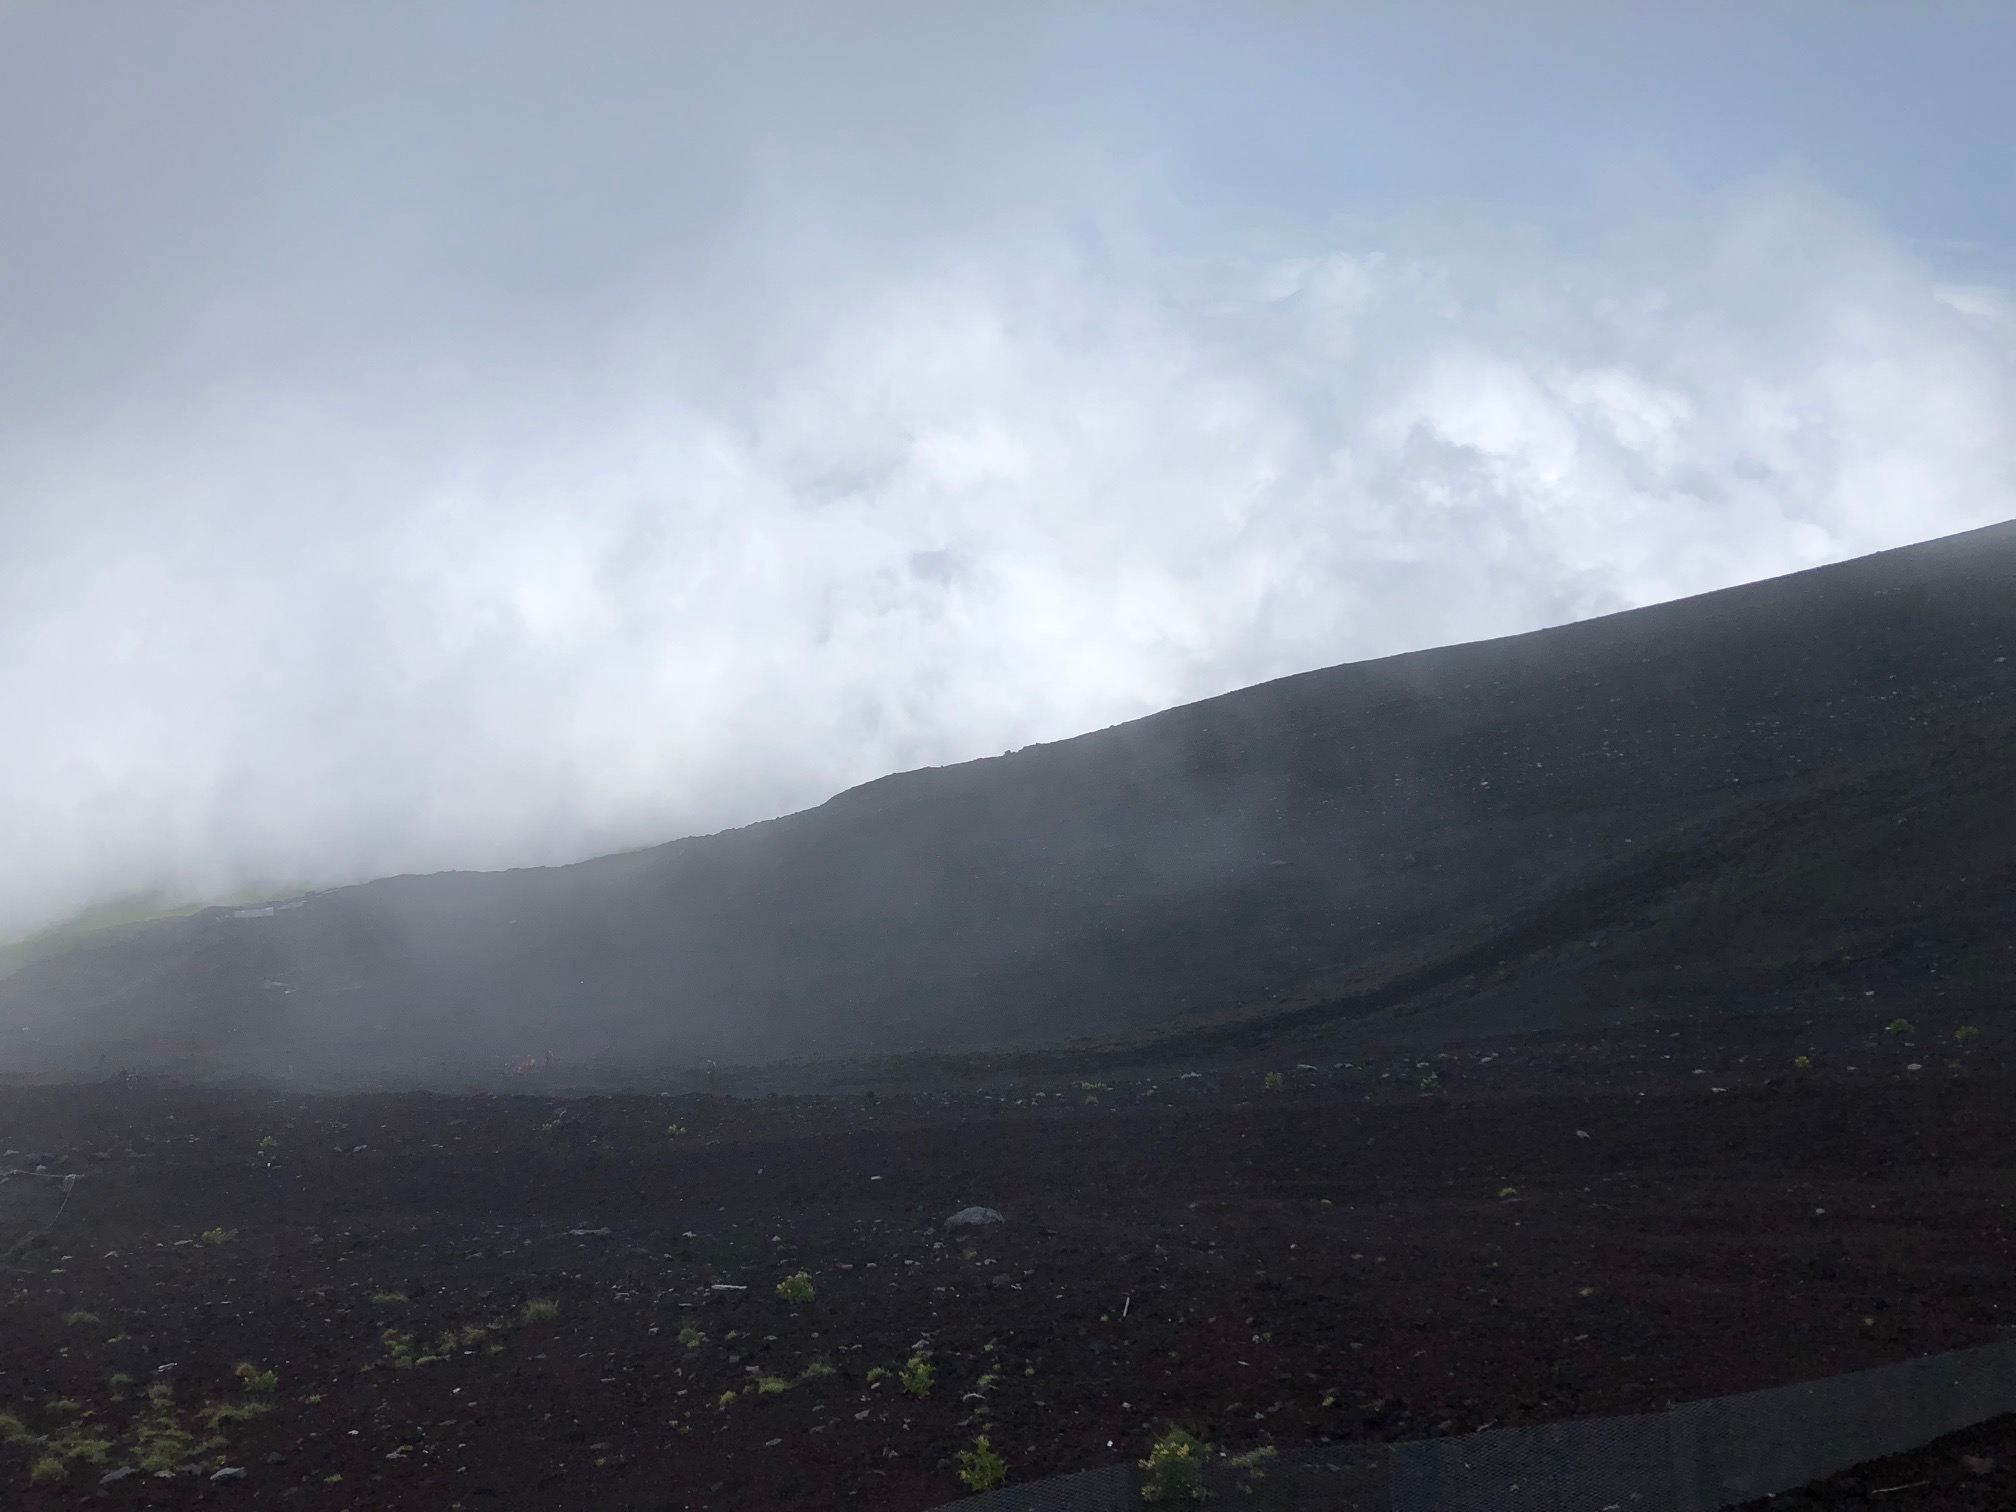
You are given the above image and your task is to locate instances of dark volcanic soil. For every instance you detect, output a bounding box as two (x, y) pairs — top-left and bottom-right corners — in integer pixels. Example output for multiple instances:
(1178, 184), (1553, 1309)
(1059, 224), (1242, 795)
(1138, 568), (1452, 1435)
(6, 999), (2016, 1510)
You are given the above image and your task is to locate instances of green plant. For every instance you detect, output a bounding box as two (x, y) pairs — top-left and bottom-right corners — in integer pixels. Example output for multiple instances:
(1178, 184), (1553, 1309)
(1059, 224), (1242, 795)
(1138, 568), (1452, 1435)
(666, 1124), (687, 1136)
(756, 1375), (790, 1396)
(234, 1362), (278, 1395)
(1956, 1026), (1981, 1046)
(371, 1290), (407, 1303)
(899, 1355), (935, 1398)
(866, 1366), (889, 1386)
(1225, 1445), (1277, 1471)
(201, 1228), (235, 1246)
(62, 1309), (100, 1326)
(0, 1413), (31, 1444)
(202, 1399), (273, 1428)
(956, 1434), (1008, 1492)
(28, 1455), (66, 1485)
(381, 1329), (417, 1368)
(776, 1271), (816, 1303)
(1263, 1071), (1284, 1091)
(1885, 1019), (1915, 1036)
(1794, 1055), (1812, 1070)
(798, 1360), (837, 1384)
(522, 1299), (559, 1324)
(717, 1391), (737, 1410)
(107, 1373), (134, 1400)
(1141, 1425), (1210, 1502)
(258, 1135), (278, 1151)
(678, 1323), (704, 1349)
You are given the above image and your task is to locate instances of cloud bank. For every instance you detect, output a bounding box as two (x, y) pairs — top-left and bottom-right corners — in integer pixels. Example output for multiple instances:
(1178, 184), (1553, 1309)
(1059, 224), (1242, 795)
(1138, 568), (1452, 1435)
(2, 8), (2013, 941)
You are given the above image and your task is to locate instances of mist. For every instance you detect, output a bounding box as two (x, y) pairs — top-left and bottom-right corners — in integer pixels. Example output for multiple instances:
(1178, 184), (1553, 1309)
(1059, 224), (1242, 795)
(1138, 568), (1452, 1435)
(4, 2), (2014, 943)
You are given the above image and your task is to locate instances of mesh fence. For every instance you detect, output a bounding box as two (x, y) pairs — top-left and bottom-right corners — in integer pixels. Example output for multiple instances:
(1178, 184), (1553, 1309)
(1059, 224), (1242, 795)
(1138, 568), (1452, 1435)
(931, 1335), (2016, 1511)
(0, 1167), (80, 1267)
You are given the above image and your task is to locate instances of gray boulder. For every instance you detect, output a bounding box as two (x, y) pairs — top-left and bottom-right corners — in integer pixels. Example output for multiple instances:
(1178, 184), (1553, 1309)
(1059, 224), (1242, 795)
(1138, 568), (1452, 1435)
(945, 1206), (1005, 1233)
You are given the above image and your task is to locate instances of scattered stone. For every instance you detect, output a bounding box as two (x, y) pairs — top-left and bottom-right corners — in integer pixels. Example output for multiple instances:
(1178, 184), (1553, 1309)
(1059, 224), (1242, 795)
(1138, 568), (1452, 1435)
(945, 1206), (1005, 1233)
(211, 1466), (248, 1482)
(99, 1467), (137, 1484)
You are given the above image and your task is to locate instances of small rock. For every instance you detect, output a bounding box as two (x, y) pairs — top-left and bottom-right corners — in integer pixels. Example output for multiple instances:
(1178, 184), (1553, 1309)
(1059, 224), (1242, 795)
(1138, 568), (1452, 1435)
(1964, 1454), (1998, 1476)
(99, 1467), (137, 1484)
(211, 1466), (247, 1482)
(945, 1206), (1005, 1232)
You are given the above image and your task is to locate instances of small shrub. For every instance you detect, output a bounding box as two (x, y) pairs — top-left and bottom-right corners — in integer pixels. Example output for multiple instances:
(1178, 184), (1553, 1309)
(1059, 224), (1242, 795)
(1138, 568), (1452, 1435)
(776, 1271), (815, 1304)
(0, 1412), (31, 1444)
(522, 1299), (559, 1324)
(678, 1323), (704, 1349)
(1794, 1055), (1812, 1070)
(716, 1391), (737, 1410)
(1956, 1026), (1981, 1046)
(108, 1373), (134, 1400)
(203, 1400), (273, 1428)
(1225, 1445), (1277, 1471)
(666, 1124), (687, 1137)
(1263, 1071), (1284, 1091)
(899, 1355), (935, 1398)
(1885, 1019), (1915, 1036)
(201, 1228), (235, 1246)
(866, 1366), (889, 1386)
(234, 1362), (278, 1395)
(956, 1434), (1008, 1492)
(62, 1309), (100, 1326)
(1141, 1425), (1210, 1502)
(258, 1135), (278, 1151)
(371, 1291), (407, 1303)
(755, 1375), (789, 1396)
(797, 1360), (837, 1384)
(28, 1454), (66, 1485)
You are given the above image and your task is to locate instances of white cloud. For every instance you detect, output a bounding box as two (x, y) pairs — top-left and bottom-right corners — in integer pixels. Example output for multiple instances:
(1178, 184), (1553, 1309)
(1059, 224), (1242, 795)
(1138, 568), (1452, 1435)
(1, 174), (2011, 941)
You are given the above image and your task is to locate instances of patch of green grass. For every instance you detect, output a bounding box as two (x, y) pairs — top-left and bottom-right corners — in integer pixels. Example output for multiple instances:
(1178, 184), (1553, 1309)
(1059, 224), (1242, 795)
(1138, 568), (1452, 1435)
(775, 1271), (815, 1304)
(678, 1323), (704, 1349)
(1957, 1025), (1981, 1046)
(45, 1398), (83, 1416)
(200, 1228), (235, 1246)
(866, 1366), (889, 1386)
(0, 1412), (32, 1444)
(371, 1291), (407, 1303)
(956, 1434), (1007, 1492)
(28, 1455), (66, 1484)
(1225, 1445), (1277, 1471)
(107, 1373), (134, 1400)
(62, 1309), (101, 1326)
(381, 1329), (417, 1369)
(522, 1299), (559, 1324)
(716, 1391), (737, 1410)
(234, 1362), (278, 1395)
(1263, 1071), (1284, 1090)
(1141, 1425), (1210, 1503)
(898, 1355), (935, 1399)
(755, 1375), (790, 1396)
(202, 1400), (273, 1429)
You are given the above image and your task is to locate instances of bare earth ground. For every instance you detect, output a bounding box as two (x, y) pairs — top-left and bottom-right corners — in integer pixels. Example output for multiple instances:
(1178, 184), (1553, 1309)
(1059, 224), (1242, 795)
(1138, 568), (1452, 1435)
(6, 1001), (2016, 1511)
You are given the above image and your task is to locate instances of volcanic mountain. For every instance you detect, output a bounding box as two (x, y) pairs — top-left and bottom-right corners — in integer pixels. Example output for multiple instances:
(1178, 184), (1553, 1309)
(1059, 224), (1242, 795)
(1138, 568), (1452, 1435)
(5, 521), (2013, 1088)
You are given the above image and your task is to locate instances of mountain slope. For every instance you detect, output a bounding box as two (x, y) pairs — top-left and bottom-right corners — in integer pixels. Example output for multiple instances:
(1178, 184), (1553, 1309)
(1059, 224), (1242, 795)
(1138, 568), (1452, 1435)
(5, 521), (2014, 1086)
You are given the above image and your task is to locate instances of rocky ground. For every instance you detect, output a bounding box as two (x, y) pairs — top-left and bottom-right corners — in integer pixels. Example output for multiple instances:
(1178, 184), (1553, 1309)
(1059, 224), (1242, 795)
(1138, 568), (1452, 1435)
(5, 999), (2016, 1510)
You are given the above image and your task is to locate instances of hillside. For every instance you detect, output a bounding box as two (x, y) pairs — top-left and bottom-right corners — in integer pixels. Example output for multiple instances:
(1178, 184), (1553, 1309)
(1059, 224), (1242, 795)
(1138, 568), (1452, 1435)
(4, 520), (2013, 1088)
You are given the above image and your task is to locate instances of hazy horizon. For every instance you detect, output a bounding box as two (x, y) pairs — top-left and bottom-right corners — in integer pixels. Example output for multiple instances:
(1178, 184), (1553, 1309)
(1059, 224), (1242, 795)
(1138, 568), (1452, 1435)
(5, 2), (2014, 944)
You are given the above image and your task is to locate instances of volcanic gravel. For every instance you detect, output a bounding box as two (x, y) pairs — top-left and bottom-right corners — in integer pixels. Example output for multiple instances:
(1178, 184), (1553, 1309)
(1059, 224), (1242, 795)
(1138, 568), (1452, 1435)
(5, 1001), (2016, 1509)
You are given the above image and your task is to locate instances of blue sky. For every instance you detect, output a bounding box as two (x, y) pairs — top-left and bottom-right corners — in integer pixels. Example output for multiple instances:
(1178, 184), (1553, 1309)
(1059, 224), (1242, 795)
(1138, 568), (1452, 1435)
(2, 1), (2012, 938)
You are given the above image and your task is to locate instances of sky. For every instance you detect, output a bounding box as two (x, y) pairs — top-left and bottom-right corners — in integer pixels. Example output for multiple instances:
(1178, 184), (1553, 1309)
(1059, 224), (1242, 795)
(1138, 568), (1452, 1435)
(3, 1), (2014, 942)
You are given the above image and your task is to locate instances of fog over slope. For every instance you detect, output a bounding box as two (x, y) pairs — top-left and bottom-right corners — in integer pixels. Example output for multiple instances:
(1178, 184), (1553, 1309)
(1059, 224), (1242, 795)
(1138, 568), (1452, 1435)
(4, 521), (2010, 1087)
